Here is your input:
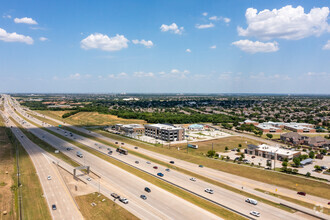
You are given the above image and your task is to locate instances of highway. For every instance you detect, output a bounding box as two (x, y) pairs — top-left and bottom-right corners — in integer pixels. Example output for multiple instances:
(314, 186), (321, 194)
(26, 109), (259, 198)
(0, 112), (83, 220)
(3, 96), (221, 220)
(4, 96), (323, 219)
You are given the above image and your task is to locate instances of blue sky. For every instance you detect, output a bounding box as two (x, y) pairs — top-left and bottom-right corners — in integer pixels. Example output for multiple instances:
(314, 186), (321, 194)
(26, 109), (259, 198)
(0, 0), (330, 94)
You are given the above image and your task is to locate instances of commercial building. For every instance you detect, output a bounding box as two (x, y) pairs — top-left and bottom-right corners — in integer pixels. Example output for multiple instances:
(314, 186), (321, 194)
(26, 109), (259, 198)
(255, 121), (315, 133)
(256, 123), (282, 133)
(144, 124), (185, 141)
(243, 119), (259, 126)
(245, 144), (300, 161)
(284, 123), (316, 133)
(280, 132), (330, 148)
(115, 124), (145, 135)
(188, 124), (204, 130)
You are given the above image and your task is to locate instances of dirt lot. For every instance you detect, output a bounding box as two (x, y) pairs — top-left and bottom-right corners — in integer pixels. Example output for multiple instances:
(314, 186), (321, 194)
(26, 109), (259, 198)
(0, 125), (16, 219)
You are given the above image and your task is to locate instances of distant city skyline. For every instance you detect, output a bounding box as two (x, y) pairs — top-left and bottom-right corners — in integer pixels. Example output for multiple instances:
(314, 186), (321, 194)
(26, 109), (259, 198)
(0, 0), (329, 94)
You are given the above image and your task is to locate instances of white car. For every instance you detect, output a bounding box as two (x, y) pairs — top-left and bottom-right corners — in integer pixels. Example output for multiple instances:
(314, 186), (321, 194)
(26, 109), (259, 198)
(250, 211), (260, 217)
(120, 198), (129, 204)
(47, 175), (51, 180)
(245, 198), (258, 205)
(146, 161), (151, 164)
(87, 177), (92, 181)
(204, 188), (214, 194)
(190, 177), (196, 182)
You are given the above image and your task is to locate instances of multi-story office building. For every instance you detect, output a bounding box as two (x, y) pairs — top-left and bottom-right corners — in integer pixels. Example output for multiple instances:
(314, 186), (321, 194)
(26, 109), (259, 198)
(144, 124), (185, 141)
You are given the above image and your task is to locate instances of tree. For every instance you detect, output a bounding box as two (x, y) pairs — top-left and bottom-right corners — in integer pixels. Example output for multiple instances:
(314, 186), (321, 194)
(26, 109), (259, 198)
(266, 134), (273, 139)
(282, 161), (288, 170)
(314, 165), (321, 171)
(293, 157), (301, 167)
(292, 169), (298, 174)
(305, 172), (311, 177)
(309, 151), (315, 159)
(240, 153), (245, 159)
(266, 160), (272, 168)
(237, 148), (240, 152)
(207, 150), (216, 157)
(225, 146), (229, 151)
(238, 144), (242, 148)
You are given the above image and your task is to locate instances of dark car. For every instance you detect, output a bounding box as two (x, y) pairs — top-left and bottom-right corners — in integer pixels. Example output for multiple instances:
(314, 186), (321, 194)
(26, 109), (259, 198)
(170, 161), (175, 164)
(153, 166), (158, 169)
(157, 173), (164, 177)
(52, 204), (57, 210)
(297, 192), (306, 196)
(144, 187), (151, 193)
(115, 142), (118, 144)
(140, 195), (147, 200)
(199, 165), (204, 168)
(111, 193), (120, 199)
(135, 161), (139, 164)
(134, 147), (138, 149)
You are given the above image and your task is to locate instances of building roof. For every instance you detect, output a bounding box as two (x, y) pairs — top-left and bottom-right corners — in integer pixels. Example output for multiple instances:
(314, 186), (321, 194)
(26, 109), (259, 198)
(300, 158), (313, 165)
(121, 124), (144, 129)
(256, 123), (281, 130)
(244, 119), (257, 123)
(257, 144), (299, 156)
(247, 144), (258, 150)
(145, 124), (183, 130)
(188, 124), (204, 129)
(280, 132), (302, 139)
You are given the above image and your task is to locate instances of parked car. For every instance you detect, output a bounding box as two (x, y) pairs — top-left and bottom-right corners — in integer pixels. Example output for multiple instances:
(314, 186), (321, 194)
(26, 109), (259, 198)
(157, 173), (164, 177)
(121, 143), (124, 145)
(135, 161), (139, 164)
(47, 175), (51, 180)
(111, 193), (120, 199)
(52, 204), (57, 210)
(297, 191), (306, 196)
(252, 156), (256, 159)
(115, 142), (118, 144)
(250, 211), (260, 217)
(205, 188), (214, 194)
(140, 195), (147, 200)
(120, 198), (129, 204)
(245, 198), (258, 205)
(170, 161), (175, 164)
(153, 166), (158, 169)
(190, 177), (196, 182)
(144, 187), (151, 193)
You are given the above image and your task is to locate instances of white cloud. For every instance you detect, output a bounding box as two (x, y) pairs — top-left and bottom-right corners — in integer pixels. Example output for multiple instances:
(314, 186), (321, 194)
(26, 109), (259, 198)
(323, 40), (330, 50)
(223, 17), (231, 23)
(39, 37), (48, 41)
(0, 28), (33, 44)
(3, 14), (11, 19)
(210, 45), (216, 49)
(232, 40), (279, 53)
(108, 72), (128, 79)
(186, 49), (191, 53)
(196, 23), (214, 29)
(132, 39), (153, 48)
(14, 17), (38, 25)
(238, 5), (330, 40)
(209, 16), (220, 21)
(69, 73), (81, 80)
(81, 33), (129, 51)
(133, 71), (154, 77)
(202, 12), (208, 16)
(160, 23), (184, 34)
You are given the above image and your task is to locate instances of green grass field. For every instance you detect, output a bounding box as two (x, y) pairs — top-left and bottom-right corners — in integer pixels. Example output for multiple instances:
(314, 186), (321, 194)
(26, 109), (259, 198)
(76, 193), (139, 220)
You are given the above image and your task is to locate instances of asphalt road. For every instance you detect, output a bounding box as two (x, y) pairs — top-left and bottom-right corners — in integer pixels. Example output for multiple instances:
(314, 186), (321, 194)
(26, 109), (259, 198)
(0, 112), (83, 220)
(4, 98), (221, 220)
(6, 96), (324, 220)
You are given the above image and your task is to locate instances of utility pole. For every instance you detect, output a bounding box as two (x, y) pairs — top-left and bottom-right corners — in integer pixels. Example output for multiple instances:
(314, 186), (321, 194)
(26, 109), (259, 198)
(212, 142), (214, 152)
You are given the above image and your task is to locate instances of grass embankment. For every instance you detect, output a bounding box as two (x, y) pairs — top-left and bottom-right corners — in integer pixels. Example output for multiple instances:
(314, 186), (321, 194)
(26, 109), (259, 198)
(10, 117), (80, 168)
(76, 193), (139, 220)
(94, 130), (330, 200)
(255, 189), (330, 215)
(1, 118), (51, 219)
(0, 116), (16, 219)
(36, 110), (146, 127)
(19, 114), (245, 219)
(27, 115), (296, 213)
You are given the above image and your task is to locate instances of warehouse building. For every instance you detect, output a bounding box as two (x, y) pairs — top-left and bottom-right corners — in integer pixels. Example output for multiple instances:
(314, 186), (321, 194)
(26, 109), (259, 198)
(144, 124), (185, 141)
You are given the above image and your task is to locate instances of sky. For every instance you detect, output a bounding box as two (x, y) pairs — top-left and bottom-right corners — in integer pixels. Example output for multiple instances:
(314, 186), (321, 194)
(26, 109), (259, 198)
(0, 0), (330, 94)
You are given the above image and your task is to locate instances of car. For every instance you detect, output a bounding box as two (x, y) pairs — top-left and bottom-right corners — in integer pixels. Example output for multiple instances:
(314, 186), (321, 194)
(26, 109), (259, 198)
(205, 188), (214, 194)
(111, 193), (120, 199)
(252, 156), (256, 158)
(134, 147), (138, 149)
(140, 195), (147, 200)
(321, 166), (328, 170)
(199, 165), (204, 168)
(135, 161), (139, 164)
(250, 211), (260, 217)
(165, 168), (170, 172)
(297, 191), (306, 196)
(87, 177), (92, 181)
(121, 143), (124, 145)
(108, 151), (113, 154)
(52, 204), (57, 210)
(157, 173), (164, 177)
(120, 198), (129, 204)
(169, 161), (175, 164)
(245, 198), (258, 205)
(144, 187), (151, 193)
(190, 177), (196, 182)
(47, 175), (51, 180)
(153, 166), (158, 169)
(66, 147), (73, 151)
(146, 161), (151, 164)
(115, 142), (118, 144)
